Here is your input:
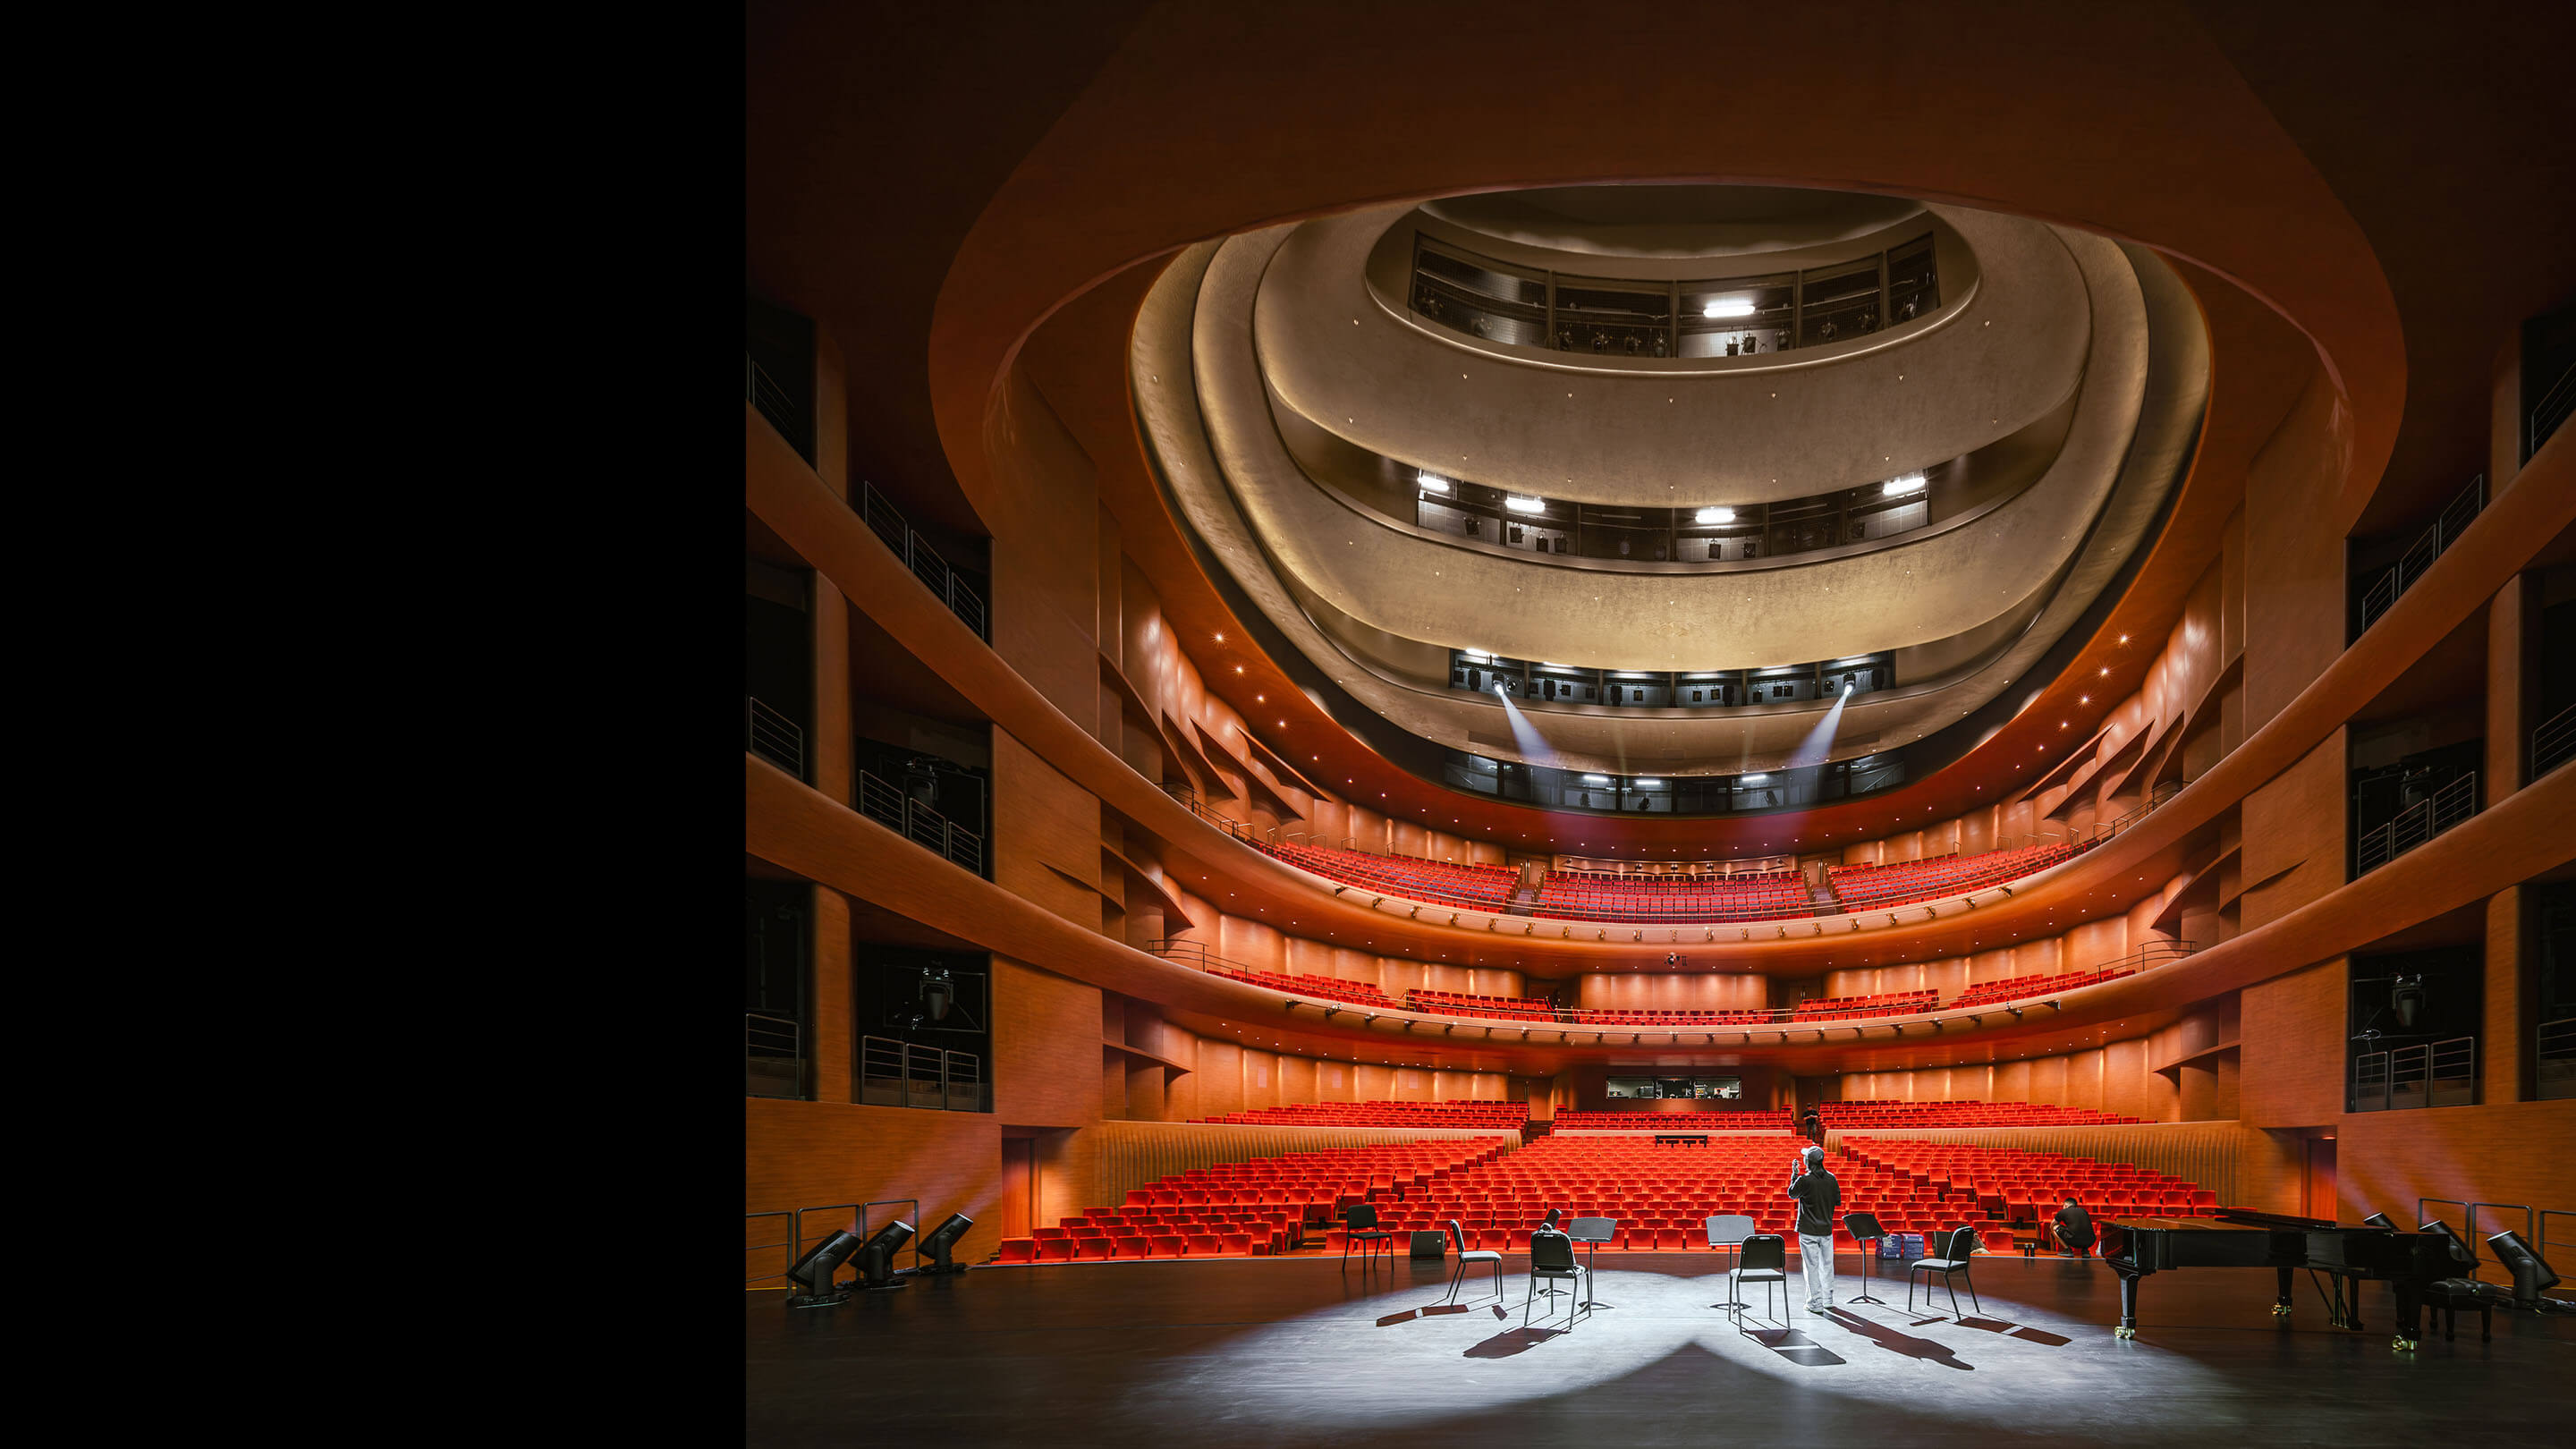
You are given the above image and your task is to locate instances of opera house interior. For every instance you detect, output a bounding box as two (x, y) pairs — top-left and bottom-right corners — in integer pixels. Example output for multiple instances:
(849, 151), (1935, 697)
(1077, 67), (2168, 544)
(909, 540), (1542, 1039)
(744, 4), (2576, 1443)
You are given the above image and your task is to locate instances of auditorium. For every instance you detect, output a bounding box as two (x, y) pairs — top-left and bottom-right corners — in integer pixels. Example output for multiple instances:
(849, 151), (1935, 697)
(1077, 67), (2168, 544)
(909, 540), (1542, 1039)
(744, 4), (2576, 1443)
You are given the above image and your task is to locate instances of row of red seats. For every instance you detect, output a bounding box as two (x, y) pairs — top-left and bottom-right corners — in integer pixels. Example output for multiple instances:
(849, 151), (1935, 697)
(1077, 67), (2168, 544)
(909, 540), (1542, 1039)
(1201, 962), (1395, 1007)
(1199, 1100), (1530, 1127)
(994, 1139), (1514, 1263)
(1820, 1099), (2148, 1128)
(1949, 966), (2137, 1007)
(1534, 869), (1811, 923)
(1791, 988), (1938, 1021)
(1571, 1009), (1778, 1025)
(1839, 1137), (2216, 1223)
(1553, 1110), (1794, 1131)
(1408, 988), (1555, 1021)
(1259, 841), (1514, 909)
(1827, 840), (2084, 911)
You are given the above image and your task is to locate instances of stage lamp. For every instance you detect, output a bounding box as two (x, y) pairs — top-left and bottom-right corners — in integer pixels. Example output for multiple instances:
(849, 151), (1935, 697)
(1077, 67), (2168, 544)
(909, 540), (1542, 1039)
(2391, 975), (2424, 1030)
(921, 970), (954, 1022)
(911, 1213), (975, 1275)
(857, 1220), (917, 1291)
(2484, 1231), (2561, 1304)
(784, 1229), (865, 1309)
(2419, 1220), (2477, 1269)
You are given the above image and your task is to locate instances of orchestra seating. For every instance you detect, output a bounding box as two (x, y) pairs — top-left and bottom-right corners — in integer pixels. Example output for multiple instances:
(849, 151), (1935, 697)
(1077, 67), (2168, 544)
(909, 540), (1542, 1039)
(1534, 870), (1809, 922)
(1947, 964), (2140, 1008)
(1789, 988), (1939, 1021)
(1570, 1008), (1776, 1025)
(1351, 1137), (1995, 1253)
(1196, 961), (1398, 1008)
(1553, 1109), (1794, 1131)
(1837, 1137), (2218, 1225)
(1407, 987), (1555, 1021)
(994, 1138), (1515, 1264)
(1256, 840), (1515, 909)
(1819, 1098), (2148, 1127)
(1197, 1099), (1531, 1128)
(1826, 839), (2084, 911)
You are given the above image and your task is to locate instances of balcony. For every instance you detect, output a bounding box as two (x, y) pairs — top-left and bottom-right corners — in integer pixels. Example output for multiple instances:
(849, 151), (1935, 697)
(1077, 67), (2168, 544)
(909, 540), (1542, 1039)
(857, 768), (985, 877)
(2350, 1035), (2478, 1112)
(2355, 772), (2478, 876)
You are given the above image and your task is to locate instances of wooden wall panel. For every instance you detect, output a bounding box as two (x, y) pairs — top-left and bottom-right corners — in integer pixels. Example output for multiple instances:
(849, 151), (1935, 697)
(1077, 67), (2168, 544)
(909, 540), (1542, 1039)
(2240, 731), (2346, 932)
(2240, 956), (2348, 1127)
(987, 367), (1100, 723)
(746, 1099), (1004, 1279)
(2337, 1099), (2576, 1236)
(992, 731), (1102, 932)
(2242, 364), (2350, 733)
(993, 955), (1105, 1130)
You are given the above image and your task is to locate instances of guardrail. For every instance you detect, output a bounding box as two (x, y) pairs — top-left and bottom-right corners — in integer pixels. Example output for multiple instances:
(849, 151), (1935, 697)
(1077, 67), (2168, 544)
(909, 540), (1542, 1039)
(2538, 1016), (2576, 1101)
(2536, 702), (2576, 779)
(2360, 475), (2483, 631)
(747, 1012), (803, 1098)
(856, 769), (985, 875)
(2353, 1034), (2477, 1112)
(859, 1035), (987, 1112)
(856, 481), (987, 640)
(746, 353), (801, 453)
(2356, 772), (2477, 876)
(747, 696), (804, 779)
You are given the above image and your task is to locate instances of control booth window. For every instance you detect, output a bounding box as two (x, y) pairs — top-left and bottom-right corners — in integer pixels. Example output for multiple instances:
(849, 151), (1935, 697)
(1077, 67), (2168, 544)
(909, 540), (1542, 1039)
(1606, 1075), (1744, 1100)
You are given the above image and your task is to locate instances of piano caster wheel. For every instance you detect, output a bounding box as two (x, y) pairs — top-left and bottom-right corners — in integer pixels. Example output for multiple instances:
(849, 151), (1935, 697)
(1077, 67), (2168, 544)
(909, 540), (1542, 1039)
(2271, 1305), (2292, 1317)
(2114, 1326), (2136, 1340)
(2393, 1337), (2417, 1352)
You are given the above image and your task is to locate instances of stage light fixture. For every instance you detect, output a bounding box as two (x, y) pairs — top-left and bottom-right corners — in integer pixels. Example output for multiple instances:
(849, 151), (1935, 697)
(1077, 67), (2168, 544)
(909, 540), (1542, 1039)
(857, 1220), (917, 1291)
(2485, 1231), (2562, 1305)
(784, 1229), (866, 1308)
(2391, 975), (2425, 1030)
(911, 1214), (975, 1275)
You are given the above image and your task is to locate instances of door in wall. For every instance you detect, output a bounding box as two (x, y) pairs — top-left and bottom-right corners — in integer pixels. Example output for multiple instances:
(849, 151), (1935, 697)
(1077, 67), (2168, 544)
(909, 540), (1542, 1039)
(2302, 1136), (2339, 1224)
(1001, 1138), (1035, 1241)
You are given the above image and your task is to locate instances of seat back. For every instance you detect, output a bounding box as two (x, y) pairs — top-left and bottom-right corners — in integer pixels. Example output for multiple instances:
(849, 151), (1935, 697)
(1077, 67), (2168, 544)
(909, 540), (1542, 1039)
(1530, 1228), (1577, 1272)
(1938, 1226), (1979, 1259)
(1740, 1233), (1786, 1272)
(1707, 1213), (1756, 1246)
(1347, 1203), (1378, 1232)
(1446, 1219), (1471, 1255)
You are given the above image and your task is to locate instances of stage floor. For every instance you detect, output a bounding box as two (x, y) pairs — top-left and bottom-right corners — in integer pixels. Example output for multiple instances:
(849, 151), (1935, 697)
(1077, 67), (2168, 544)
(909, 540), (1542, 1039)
(746, 1252), (2574, 1447)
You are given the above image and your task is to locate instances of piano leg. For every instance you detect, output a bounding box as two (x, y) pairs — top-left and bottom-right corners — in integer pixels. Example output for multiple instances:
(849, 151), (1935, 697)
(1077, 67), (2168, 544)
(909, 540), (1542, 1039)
(2111, 1260), (2149, 1339)
(2274, 1266), (2294, 1318)
(2390, 1279), (2420, 1352)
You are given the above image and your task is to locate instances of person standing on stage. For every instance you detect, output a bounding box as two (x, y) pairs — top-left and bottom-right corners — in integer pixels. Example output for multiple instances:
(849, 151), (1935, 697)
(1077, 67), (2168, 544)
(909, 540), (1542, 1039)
(1786, 1144), (1843, 1313)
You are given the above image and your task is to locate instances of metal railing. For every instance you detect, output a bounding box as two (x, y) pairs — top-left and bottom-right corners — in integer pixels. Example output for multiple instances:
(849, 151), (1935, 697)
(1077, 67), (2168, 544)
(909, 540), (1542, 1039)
(2355, 772), (2477, 875)
(747, 1012), (804, 1098)
(748, 1199), (935, 1290)
(2536, 702), (2576, 779)
(857, 481), (987, 640)
(2539, 1017), (2576, 1101)
(1159, 781), (1261, 843)
(2417, 1198), (2543, 1285)
(746, 353), (801, 451)
(856, 769), (985, 875)
(747, 1210), (796, 1285)
(859, 1035), (988, 1112)
(2352, 1034), (2477, 1112)
(747, 696), (805, 779)
(2533, 357), (2574, 461)
(2359, 475), (2484, 631)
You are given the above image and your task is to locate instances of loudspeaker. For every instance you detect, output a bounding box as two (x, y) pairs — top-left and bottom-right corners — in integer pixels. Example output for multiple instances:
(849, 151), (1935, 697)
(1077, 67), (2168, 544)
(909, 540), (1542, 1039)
(1411, 1231), (1448, 1259)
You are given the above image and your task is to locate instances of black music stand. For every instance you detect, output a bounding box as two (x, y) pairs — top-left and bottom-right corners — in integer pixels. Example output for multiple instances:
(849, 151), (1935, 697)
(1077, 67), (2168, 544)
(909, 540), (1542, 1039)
(1568, 1217), (1617, 1309)
(1843, 1212), (1889, 1305)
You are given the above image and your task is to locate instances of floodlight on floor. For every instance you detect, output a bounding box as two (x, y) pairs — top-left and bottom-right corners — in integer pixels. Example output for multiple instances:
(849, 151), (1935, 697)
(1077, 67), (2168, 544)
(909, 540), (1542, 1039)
(2484, 1230), (2569, 1309)
(858, 1220), (918, 1291)
(908, 1213), (974, 1275)
(784, 1229), (865, 1308)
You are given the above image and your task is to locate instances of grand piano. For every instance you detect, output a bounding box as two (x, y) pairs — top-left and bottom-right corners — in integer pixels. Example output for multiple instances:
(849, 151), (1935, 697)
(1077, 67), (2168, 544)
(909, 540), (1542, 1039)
(2102, 1209), (2460, 1350)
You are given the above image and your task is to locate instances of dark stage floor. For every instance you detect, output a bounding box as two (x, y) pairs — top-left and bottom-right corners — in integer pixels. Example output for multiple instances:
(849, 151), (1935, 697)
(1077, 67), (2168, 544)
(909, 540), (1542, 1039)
(746, 1252), (2574, 1447)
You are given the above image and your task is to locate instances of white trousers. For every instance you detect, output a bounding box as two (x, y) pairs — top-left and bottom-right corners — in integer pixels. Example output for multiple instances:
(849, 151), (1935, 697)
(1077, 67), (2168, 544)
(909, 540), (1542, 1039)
(1800, 1233), (1835, 1307)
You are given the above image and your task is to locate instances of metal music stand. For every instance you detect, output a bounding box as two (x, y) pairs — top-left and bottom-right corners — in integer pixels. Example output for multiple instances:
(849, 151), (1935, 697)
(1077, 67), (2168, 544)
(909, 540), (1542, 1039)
(1843, 1212), (1889, 1305)
(1568, 1217), (1617, 1309)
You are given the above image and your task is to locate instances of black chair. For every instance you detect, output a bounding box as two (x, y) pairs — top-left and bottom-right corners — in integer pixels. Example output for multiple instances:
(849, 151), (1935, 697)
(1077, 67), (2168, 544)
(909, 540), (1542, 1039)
(1843, 1211), (1888, 1305)
(1735, 1233), (1791, 1326)
(1907, 1226), (1983, 1318)
(1342, 1202), (1394, 1268)
(1444, 1219), (1504, 1305)
(1524, 1228), (1589, 1327)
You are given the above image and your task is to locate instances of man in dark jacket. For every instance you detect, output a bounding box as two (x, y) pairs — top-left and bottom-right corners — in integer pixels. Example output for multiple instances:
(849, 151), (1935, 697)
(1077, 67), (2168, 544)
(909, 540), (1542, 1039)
(2053, 1196), (2096, 1258)
(1787, 1145), (1843, 1311)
